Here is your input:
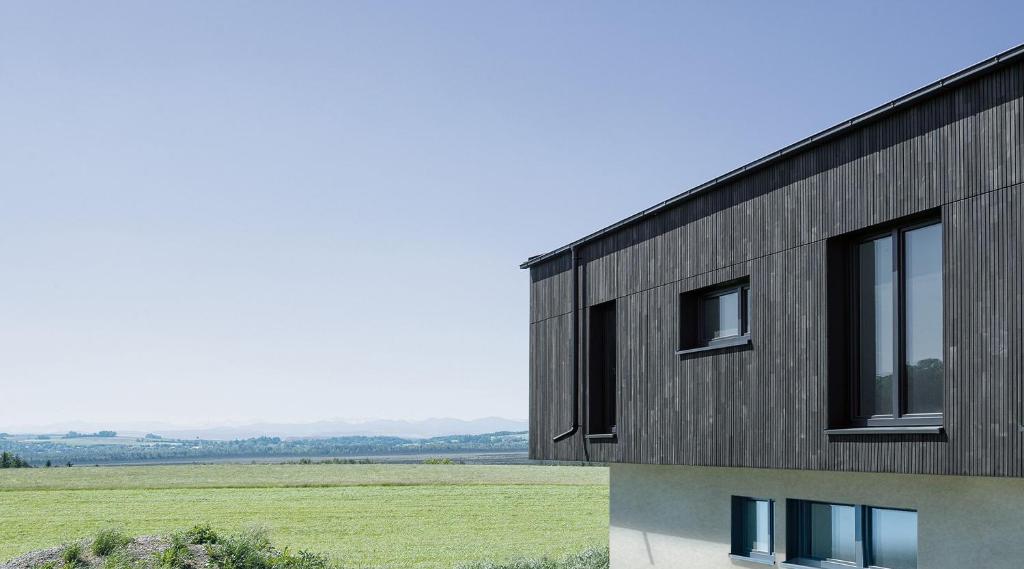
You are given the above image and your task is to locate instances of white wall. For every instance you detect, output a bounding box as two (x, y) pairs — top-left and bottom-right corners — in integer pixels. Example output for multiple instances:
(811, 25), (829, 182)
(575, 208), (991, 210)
(610, 463), (1024, 569)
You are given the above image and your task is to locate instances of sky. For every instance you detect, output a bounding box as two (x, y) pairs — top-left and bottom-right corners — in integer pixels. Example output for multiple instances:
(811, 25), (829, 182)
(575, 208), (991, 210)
(1, 2), (1022, 430)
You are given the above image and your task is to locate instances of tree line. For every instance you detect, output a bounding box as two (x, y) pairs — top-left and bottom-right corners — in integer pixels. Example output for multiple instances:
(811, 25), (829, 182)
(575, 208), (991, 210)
(0, 451), (32, 468)
(0, 431), (528, 465)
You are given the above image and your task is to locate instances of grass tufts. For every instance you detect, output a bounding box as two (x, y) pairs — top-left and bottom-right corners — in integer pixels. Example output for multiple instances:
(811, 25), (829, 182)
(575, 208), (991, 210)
(91, 528), (133, 556)
(59, 542), (84, 567)
(183, 523), (220, 545)
(153, 533), (193, 569)
(102, 550), (144, 569)
(206, 528), (274, 569)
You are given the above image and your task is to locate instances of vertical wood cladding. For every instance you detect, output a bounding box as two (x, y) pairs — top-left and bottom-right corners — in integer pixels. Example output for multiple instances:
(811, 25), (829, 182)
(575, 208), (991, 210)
(527, 61), (1024, 477)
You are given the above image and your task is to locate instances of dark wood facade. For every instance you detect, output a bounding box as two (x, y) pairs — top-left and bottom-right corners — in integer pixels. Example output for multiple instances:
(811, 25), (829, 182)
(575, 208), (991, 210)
(526, 53), (1024, 477)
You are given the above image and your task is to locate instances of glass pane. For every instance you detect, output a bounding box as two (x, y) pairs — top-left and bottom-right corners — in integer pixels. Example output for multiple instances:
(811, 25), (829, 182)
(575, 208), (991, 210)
(740, 499), (771, 554)
(905, 224), (943, 414)
(754, 500), (770, 553)
(870, 508), (917, 569)
(703, 291), (740, 340)
(809, 503), (856, 562)
(702, 291), (740, 341)
(858, 237), (894, 417)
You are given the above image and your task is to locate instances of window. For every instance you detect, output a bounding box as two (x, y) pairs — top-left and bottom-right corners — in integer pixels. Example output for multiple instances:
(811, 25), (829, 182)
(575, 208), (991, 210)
(700, 284), (749, 343)
(731, 496), (773, 564)
(852, 220), (942, 426)
(678, 279), (751, 354)
(787, 500), (918, 569)
(867, 507), (918, 569)
(587, 301), (616, 436)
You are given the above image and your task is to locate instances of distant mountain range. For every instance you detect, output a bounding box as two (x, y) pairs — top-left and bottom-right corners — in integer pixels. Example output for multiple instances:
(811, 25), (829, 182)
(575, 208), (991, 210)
(3, 417), (528, 441)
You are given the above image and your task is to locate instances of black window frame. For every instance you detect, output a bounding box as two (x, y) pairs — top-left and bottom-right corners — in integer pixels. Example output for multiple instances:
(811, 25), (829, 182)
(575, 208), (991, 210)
(677, 278), (751, 355)
(730, 495), (775, 565)
(785, 499), (918, 569)
(849, 218), (943, 428)
(697, 283), (750, 346)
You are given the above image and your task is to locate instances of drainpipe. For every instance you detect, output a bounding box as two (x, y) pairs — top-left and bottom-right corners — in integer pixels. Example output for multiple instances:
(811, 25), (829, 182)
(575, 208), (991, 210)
(552, 246), (580, 442)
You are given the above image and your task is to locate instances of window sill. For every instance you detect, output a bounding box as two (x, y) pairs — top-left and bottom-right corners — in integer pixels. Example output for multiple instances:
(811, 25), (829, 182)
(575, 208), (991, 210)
(585, 433), (617, 442)
(676, 335), (751, 356)
(825, 426), (944, 436)
(780, 560), (856, 569)
(729, 553), (775, 565)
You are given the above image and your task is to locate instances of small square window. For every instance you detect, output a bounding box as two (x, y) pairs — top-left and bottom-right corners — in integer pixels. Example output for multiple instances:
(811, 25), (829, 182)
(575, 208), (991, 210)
(730, 496), (773, 563)
(678, 279), (751, 354)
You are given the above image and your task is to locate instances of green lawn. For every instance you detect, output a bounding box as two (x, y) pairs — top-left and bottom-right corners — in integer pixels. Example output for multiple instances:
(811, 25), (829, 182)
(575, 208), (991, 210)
(0, 464), (609, 568)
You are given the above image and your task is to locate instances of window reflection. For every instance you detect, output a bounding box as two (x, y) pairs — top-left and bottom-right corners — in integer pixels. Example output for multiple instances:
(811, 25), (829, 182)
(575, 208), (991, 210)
(904, 224), (943, 414)
(809, 502), (856, 562)
(857, 236), (894, 417)
(740, 499), (771, 553)
(703, 291), (740, 340)
(870, 508), (917, 569)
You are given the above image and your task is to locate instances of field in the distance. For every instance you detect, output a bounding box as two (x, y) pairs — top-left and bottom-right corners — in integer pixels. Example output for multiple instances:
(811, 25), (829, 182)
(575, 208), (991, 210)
(0, 464), (609, 568)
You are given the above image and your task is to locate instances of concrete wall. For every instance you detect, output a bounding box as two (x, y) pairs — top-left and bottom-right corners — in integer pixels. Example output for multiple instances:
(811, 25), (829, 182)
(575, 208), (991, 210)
(610, 463), (1024, 569)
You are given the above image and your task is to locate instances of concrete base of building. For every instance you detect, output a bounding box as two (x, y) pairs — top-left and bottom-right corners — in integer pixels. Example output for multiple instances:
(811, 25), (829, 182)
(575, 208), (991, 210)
(610, 463), (1024, 569)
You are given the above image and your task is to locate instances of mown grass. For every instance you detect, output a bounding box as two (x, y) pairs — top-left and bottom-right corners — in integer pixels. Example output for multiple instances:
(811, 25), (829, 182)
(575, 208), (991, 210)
(0, 464), (608, 491)
(0, 465), (608, 568)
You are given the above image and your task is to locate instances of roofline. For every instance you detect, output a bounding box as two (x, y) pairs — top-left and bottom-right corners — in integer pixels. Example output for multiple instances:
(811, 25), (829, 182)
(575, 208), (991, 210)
(520, 42), (1024, 269)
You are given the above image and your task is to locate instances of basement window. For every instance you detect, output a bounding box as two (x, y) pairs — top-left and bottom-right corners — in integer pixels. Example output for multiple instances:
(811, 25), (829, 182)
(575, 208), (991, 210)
(785, 500), (918, 569)
(730, 496), (774, 564)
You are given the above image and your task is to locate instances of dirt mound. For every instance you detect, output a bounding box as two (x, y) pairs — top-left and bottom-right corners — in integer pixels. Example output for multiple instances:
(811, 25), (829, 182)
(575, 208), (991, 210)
(1, 536), (210, 569)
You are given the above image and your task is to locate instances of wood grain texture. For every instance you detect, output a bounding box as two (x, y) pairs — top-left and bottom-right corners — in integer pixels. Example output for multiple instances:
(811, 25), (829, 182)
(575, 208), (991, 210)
(527, 60), (1024, 477)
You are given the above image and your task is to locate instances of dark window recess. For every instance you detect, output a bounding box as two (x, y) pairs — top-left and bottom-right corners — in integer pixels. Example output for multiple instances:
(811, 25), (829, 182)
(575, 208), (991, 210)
(679, 279), (751, 353)
(587, 300), (616, 436)
(786, 500), (917, 569)
(852, 219), (943, 427)
(826, 215), (943, 431)
(730, 496), (774, 564)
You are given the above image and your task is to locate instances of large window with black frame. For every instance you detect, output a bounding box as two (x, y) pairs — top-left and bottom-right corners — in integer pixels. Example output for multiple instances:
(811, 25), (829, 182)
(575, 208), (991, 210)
(852, 218), (943, 427)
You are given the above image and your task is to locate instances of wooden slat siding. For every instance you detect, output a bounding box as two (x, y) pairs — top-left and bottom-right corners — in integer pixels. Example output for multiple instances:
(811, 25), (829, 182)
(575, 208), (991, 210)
(527, 61), (1024, 476)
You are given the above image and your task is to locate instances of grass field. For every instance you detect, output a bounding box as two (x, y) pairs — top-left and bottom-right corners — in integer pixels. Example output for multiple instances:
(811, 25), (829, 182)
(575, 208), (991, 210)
(0, 464), (609, 568)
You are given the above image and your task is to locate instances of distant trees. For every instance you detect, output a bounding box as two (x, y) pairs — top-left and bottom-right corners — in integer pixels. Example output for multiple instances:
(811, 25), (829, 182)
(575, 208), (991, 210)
(0, 451), (31, 468)
(64, 430), (117, 439)
(2, 431), (529, 466)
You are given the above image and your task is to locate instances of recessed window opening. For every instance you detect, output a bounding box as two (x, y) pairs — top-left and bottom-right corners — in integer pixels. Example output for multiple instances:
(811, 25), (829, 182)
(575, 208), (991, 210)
(587, 300), (616, 436)
(787, 500), (918, 569)
(730, 496), (774, 563)
(678, 278), (751, 353)
(852, 219), (942, 427)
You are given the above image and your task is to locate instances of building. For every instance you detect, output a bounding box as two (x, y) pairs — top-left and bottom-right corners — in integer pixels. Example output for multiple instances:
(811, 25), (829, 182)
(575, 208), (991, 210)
(521, 44), (1024, 569)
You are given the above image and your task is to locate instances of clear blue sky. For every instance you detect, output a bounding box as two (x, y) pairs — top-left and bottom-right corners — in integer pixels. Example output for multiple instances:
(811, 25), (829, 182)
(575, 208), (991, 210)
(2, 2), (1021, 429)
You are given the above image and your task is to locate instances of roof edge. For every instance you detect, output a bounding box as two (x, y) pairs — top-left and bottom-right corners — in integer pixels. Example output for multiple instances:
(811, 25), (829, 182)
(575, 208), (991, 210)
(520, 42), (1024, 269)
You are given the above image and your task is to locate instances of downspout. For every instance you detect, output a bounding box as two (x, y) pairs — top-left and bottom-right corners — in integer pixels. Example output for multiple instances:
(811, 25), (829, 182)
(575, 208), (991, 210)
(553, 246), (580, 442)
